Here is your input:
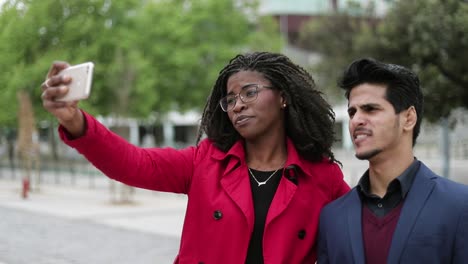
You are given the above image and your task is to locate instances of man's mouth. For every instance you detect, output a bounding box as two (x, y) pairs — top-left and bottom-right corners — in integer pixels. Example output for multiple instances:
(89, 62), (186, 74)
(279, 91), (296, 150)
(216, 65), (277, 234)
(353, 128), (372, 143)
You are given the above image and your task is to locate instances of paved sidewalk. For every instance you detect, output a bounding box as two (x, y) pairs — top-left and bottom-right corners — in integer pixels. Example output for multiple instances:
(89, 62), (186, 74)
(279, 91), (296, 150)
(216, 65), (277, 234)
(0, 177), (188, 238)
(1, 207), (180, 263)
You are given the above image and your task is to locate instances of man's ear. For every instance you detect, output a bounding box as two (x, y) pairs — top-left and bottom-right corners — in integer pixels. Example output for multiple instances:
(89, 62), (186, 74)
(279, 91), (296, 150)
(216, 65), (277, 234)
(403, 106), (417, 132)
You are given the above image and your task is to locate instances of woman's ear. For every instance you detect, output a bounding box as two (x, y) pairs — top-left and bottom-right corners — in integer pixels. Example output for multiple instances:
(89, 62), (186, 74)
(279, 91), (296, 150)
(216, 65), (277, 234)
(280, 91), (287, 108)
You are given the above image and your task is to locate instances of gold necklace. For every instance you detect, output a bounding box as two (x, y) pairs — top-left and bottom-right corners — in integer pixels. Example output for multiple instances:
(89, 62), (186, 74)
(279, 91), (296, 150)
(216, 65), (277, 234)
(248, 168), (280, 187)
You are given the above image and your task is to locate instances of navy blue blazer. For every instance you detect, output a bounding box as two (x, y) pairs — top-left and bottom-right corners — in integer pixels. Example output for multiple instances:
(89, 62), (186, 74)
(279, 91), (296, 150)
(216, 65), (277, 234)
(317, 162), (468, 264)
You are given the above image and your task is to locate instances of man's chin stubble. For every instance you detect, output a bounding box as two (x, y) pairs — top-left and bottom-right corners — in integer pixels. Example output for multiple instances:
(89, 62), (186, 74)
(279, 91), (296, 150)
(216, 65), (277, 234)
(355, 149), (382, 160)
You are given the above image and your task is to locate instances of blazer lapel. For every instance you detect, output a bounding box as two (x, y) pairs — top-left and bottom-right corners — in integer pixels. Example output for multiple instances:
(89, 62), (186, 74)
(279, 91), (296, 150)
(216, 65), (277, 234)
(387, 164), (436, 264)
(347, 189), (366, 264)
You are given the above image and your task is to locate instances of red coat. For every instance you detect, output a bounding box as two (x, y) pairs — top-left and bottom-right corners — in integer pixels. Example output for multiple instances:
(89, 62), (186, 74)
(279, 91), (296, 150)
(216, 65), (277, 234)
(61, 111), (350, 264)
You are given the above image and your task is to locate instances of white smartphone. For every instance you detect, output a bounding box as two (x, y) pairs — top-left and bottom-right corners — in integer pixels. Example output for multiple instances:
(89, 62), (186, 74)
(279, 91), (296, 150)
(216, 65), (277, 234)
(55, 62), (94, 101)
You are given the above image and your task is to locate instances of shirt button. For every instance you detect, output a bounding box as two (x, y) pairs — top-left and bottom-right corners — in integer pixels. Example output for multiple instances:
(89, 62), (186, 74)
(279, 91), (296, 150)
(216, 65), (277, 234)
(213, 210), (223, 220)
(377, 203), (383, 208)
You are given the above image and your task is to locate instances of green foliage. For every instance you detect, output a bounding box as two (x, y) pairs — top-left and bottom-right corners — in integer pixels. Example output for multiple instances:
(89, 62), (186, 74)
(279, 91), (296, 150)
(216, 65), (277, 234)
(246, 15), (283, 52)
(299, 13), (360, 102)
(132, 0), (252, 113)
(368, 0), (468, 122)
(297, 8), (379, 103)
(0, 0), (283, 127)
(297, 0), (468, 122)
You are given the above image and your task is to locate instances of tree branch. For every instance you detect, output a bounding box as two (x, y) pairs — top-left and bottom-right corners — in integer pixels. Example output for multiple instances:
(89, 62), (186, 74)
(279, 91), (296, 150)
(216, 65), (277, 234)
(433, 60), (468, 89)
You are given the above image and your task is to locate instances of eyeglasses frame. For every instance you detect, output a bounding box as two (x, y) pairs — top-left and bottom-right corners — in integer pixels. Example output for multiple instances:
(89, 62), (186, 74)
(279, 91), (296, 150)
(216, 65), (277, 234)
(219, 84), (274, 112)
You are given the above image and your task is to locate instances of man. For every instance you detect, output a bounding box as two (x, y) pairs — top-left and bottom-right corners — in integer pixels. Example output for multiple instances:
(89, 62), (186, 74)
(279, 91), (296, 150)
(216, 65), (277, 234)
(317, 58), (468, 264)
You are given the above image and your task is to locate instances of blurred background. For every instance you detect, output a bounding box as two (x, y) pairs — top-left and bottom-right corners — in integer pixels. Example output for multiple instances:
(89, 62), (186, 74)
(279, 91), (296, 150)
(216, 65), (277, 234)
(0, 0), (467, 263)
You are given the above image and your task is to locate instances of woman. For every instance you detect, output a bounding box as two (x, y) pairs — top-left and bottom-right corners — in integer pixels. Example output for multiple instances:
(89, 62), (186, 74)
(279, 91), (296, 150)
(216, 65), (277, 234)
(41, 52), (349, 264)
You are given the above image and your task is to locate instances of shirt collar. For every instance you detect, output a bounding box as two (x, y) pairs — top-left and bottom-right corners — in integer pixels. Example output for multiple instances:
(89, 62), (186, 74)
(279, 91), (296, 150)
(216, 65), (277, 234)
(397, 158), (420, 198)
(211, 137), (312, 177)
(358, 158), (420, 199)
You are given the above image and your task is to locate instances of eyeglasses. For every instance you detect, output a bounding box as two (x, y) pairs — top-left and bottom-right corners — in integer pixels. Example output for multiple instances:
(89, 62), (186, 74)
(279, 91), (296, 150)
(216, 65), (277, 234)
(219, 84), (273, 112)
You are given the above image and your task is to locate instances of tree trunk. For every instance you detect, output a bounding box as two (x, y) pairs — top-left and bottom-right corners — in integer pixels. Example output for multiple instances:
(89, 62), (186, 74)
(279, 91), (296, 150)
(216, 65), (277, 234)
(16, 90), (41, 193)
(108, 48), (137, 204)
(440, 117), (450, 178)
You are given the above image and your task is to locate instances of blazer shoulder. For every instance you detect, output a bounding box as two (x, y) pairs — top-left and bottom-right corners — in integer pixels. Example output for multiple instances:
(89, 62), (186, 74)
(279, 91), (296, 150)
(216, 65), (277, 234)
(322, 188), (359, 213)
(435, 176), (468, 199)
(419, 162), (468, 189)
(418, 162), (468, 202)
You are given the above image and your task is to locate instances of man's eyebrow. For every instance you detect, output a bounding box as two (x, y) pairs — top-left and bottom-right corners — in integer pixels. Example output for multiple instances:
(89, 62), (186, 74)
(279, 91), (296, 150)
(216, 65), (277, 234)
(361, 103), (381, 108)
(353, 103), (380, 109)
(347, 103), (381, 111)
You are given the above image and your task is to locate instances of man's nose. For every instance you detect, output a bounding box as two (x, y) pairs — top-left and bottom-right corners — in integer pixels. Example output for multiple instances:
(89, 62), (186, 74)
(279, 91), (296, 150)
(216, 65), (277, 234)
(350, 111), (366, 127)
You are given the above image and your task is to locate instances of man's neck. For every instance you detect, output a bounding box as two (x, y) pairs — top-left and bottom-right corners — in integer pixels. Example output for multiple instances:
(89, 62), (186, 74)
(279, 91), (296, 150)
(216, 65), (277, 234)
(367, 151), (414, 197)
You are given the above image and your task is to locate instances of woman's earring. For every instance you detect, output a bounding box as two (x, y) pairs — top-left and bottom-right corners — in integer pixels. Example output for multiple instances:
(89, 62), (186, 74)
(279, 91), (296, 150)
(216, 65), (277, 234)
(282, 103), (287, 108)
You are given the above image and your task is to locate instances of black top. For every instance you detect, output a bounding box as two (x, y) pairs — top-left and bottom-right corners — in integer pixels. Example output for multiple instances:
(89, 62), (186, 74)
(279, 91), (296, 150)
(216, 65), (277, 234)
(245, 168), (283, 264)
(358, 159), (420, 217)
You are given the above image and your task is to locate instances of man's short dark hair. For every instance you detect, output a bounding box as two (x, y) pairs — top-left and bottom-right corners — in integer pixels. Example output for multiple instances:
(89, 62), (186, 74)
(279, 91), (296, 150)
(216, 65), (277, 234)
(339, 58), (424, 146)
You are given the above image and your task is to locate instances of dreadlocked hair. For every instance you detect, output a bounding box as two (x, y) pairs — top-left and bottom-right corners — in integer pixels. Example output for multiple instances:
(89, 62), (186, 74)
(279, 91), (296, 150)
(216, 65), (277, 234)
(196, 51), (339, 164)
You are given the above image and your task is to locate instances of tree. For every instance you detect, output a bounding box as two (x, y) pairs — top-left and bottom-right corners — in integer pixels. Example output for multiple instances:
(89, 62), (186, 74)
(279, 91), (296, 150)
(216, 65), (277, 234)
(298, 0), (468, 119)
(0, 0), (144, 164)
(0, 0), (282, 140)
(364, 0), (468, 123)
(0, 0), (282, 121)
(296, 2), (380, 103)
(0, 0), (282, 199)
(297, 0), (468, 177)
(0, 0), (283, 187)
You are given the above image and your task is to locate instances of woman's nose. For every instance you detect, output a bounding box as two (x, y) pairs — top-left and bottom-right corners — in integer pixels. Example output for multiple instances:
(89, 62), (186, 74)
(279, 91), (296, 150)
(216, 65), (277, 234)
(232, 97), (246, 112)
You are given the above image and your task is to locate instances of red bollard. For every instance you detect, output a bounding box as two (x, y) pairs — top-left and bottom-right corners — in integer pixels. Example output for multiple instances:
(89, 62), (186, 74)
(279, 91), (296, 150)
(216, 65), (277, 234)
(22, 178), (30, 199)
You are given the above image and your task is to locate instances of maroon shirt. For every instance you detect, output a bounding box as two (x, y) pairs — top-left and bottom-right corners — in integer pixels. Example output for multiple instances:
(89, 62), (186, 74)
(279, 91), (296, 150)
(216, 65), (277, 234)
(362, 202), (403, 264)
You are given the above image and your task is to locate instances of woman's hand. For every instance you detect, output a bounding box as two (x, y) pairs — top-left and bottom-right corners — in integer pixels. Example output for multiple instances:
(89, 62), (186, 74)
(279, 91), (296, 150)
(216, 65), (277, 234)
(41, 61), (85, 138)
